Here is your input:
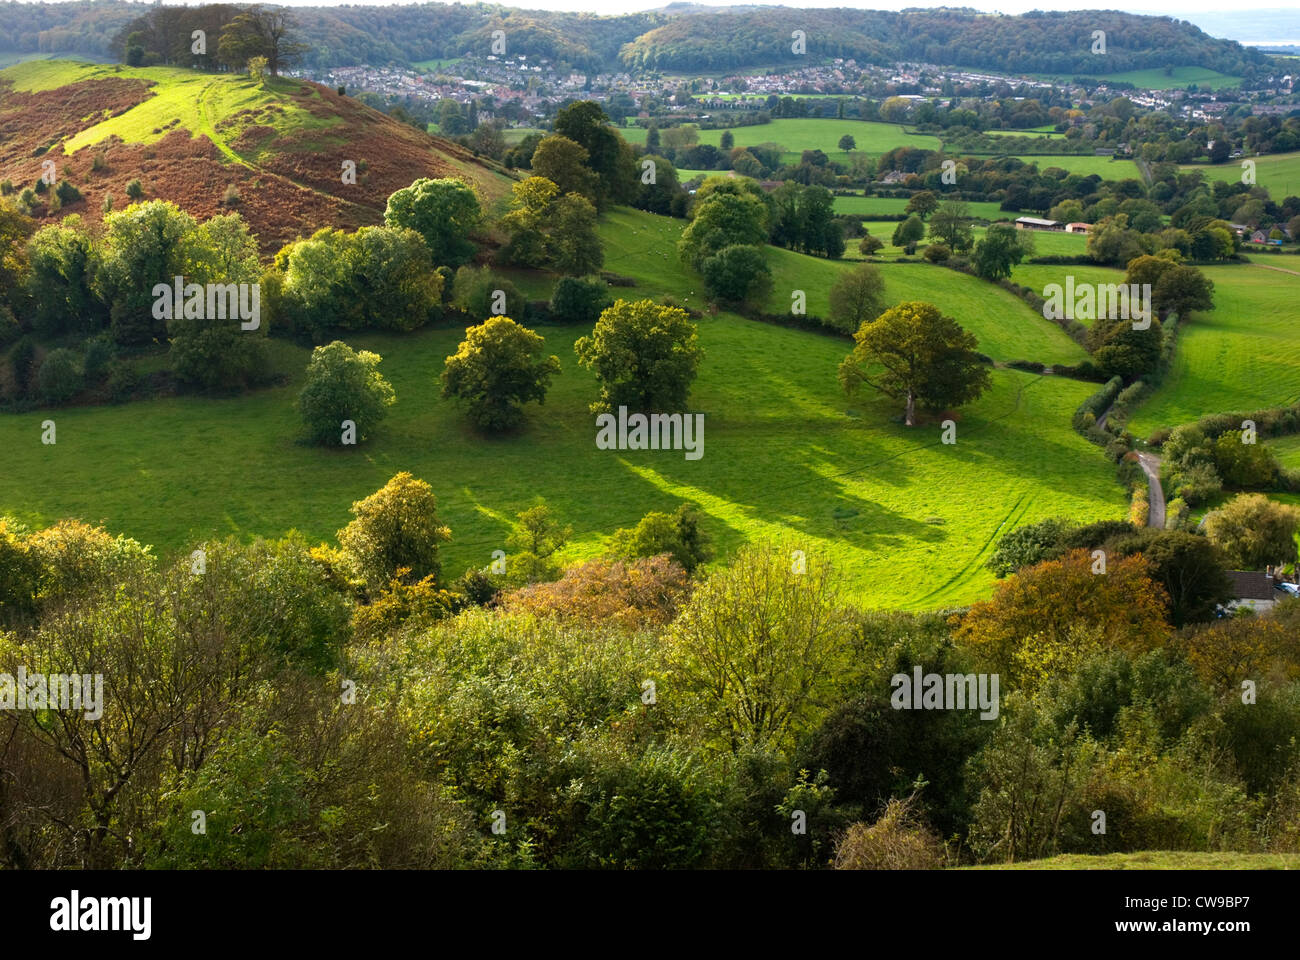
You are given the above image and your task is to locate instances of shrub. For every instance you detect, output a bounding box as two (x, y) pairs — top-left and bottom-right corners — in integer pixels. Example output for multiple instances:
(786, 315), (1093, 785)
(125, 179), (144, 199)
(607, 502), (712, 573)
(833, 795), (946, 870)
(549, 275), (612, 326)
(923, 243), (951, 263)
(105, 360), (140, 403)
(81, 336), (114, 383)
(222, 184), (240, 206)
(337, 472), (451, 591)
(36, 348), (82, 404)
(503, 555), (690, 629)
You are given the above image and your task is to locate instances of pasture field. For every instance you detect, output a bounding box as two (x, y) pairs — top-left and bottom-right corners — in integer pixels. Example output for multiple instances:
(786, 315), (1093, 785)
(763, 245), (1089, 366)
(502, 126), (545, 144)
(1179, 151), (1300, 201)
(1126, 265), (1300, 436)
(0, 207), (1123, 609)
(1009, 262), (1123, 324)
(833, 196), (1005, 220)
(618, 117), (942, 164)
(1268, 434), (1300, 469)
(846, 221), (1087, 262)
(982, 126), (1064, 139)
(1026, 66), (1242, 89)
(1006, 155), (1142, 179)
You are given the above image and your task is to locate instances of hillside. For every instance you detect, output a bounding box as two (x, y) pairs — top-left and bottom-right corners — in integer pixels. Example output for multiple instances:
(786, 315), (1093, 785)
(0, 2), (1273, 77)
(0, 59), (514, 252)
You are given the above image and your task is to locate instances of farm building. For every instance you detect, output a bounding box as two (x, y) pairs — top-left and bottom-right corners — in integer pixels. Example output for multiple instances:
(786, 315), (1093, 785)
(1224, 570), (1278, 614)
(1015, 216), (1064, 231)
(1065, 222), (1092, 233)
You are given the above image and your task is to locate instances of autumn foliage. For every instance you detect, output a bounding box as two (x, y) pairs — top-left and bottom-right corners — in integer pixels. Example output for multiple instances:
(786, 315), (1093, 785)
(502, 554), (690, 629)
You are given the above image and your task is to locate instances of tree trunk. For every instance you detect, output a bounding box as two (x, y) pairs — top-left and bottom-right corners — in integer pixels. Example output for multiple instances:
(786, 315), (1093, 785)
(905, 390), (916, 427)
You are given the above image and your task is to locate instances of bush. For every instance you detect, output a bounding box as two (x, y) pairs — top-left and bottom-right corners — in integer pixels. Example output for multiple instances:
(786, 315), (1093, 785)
(36, 348), (82, 404)
(549, 275), (612, 326)
(923, 243), (951, 263)
(833, 795), (946, 870)
(54, 180), (81, 205)
(105, 360), (141, 403)
(82, 336), (114, 383)
(125, 179), (144, 199)
(8, 339), (38, 398)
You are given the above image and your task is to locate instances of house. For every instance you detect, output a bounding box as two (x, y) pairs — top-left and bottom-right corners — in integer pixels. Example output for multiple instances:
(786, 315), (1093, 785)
(1065, 222), (1092, 233)
(1250, 230), (1268, 244)
(1224, 570), (1278, 614)
(1015, 216), (1063, 231)
(880, 170), (908, 185)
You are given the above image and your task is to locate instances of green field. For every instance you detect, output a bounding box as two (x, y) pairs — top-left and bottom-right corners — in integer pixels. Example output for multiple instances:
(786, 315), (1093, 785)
(763, 246), (1089, 366)
(832, 196), (1006, 220)
(983, 126), (1064, 139)
(502, 126), (545, 145)
(2, 60), (338, 164)
(1027, 66), (1242, 90)
(1009, 263), (1124, 325)
(1179, 151), (1300, 201)
(968, 851), (1299, 869)
(1003, 155), (1142, 180)
(0, 207), (1124, 609)
(1268, 433), (1300, 469)
(618, 117), (942, 165)
(1126, 265), (1300, 436)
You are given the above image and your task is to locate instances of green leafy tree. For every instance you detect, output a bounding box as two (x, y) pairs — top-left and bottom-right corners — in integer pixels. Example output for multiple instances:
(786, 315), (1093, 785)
(549, 275), (612, 325)
(296, 340), (396, 447)
(575, 299), (703, 413)
(678, 191), (768, 268)
(973, 223), (1030, 281)
(36, 348), (83, 404)
(839, 300), (991, 426)
(929, 200), (974, 252)
(827, 262), (887, 334)
(505, 500), (572, 583)
(891, 215), (925, 249)
(95, 200), (196, 345)
(440, 317), (560, 432)
(700, 243), (772, 306)
(1205, 494), (1300, 569)
(550, 192), (604, 276)
(26, 217), (99, 338)
(218, 5), (307, 75)
(384, 177), (482, 269)
(531, 135), (600, 207)
(608, 503), (712, 573)
(337, 472), (451, 589)
(905, 191), (939, 219)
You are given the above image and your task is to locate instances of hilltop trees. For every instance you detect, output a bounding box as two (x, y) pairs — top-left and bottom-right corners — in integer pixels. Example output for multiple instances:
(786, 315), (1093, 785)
(440, 317), (561, 432)
(575, 299), (703, 413)
(839, 300), (990, 426)
(218, 6), (307, 76)
(384, 177), (482, 269)
(296, 340), (395, 447)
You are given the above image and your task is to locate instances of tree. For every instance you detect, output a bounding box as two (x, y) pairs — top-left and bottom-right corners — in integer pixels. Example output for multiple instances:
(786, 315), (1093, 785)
(296, 341), (395, 447)
(440, 317), (560, 432)
(337, 472), (450, 590)
(905, 191), (939, 219)
(549, 275), (612, 326)
(700, 244), (772, 306)
(954, 549), (1172, 689)
(1106, 528), (1232, 627)
(550, 193), (603, 276)
(678, 191), (768, 268)
(827, 263), (887, 334)
(719, 130), (735, 151)
(986, 517), (1076, 577)
(929, 200), (974, 252)
(26, 217), (98, 339)
(499, 176), (559, 267)
(1205, 494), (1300, 569)
(384, 177), (482, 269)
(858, 234), (884, 257)
(838, 134), (856, 151)
(891, 215), (925, 248)
(452, 266), (524, 321)
(505, 500), (572, 583)
(668, 541), (852, 753)
(218, 5), (306, 75)
(839, 301), (991, 426)
(575, 299), (703, 414)
(36, 348), (83, 405)
(95, 200), (195, 345)
(531, 135), (600, 206)
(1153, 264), (1214, 318)
(973, 223), (1030, 281)
(608, 503), (711, 573)
(553, 100), (633, 208)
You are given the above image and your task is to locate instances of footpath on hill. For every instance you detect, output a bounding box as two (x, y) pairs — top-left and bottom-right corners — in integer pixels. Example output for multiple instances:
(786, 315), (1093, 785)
(1135, 452), (1164, 528)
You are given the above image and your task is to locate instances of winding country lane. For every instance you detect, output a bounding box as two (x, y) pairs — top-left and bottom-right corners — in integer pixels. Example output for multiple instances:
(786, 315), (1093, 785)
(1136, 452), (1165, 529)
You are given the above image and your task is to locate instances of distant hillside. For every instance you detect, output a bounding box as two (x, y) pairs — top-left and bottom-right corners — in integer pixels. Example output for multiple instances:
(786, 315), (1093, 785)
(0, 59), (513, 252)
(0, 2), (1274, 78)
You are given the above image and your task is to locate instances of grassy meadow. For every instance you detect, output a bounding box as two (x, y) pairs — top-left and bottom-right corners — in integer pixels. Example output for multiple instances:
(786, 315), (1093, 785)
(619, 117), (943, 165)
(0, 207), (1125, 609)
(1179, 151), (1300, 202)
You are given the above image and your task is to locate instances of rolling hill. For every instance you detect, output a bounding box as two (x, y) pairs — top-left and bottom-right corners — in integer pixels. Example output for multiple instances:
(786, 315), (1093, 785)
(0, 59), (514, 252)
